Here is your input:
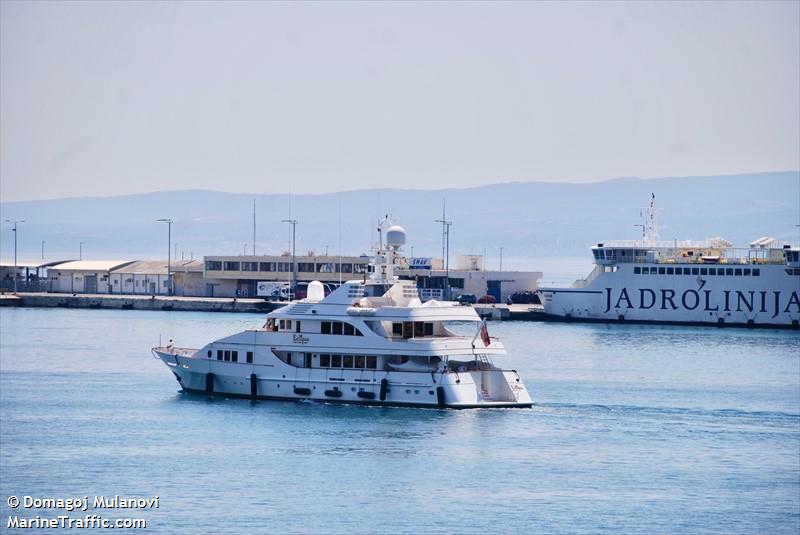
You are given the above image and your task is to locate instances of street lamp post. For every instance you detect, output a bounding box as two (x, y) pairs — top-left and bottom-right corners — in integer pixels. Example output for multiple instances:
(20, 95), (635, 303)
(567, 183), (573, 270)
(499, 246), (504, 272)
(157, 218), (173, 295)
(41, 241), (46, 260)
(5, 220), (24, 293)
(281, 219), (298, 299)
(434, 217), (452, 300)
(79, 241), (83, 260)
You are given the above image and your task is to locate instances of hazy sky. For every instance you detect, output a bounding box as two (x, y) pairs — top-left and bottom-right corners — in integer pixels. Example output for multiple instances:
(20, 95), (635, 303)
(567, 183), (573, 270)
(1, 1), (798, 202)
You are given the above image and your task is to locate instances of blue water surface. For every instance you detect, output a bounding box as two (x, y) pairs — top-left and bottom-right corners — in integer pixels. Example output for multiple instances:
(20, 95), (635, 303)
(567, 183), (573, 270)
(1, 307), (798, 534)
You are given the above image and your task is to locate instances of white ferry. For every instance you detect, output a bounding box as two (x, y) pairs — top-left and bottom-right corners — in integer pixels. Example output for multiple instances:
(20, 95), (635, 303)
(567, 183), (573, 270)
(537, 196), (800, 329)
(152, 224), (532, 408)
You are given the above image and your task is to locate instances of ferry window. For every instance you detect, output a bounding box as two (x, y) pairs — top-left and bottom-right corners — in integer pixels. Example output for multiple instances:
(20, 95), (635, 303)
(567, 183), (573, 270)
(734, 268), (742, 276)
(717, 268), (724, 276)
(331, 355), (342, 367)
(708, 268), (715, 275)
(217, 350), (223, 360)
(667, 268), (674, 275)
(675, 268), (682, 275)
(366, 356), (377, 369)
(343, 355), (353, 368)
(296, 321), (301, 333)
(344, 323), (354, 336)
(658, 267), (666, 274)
(232, 351), (238, 362)
(726, 268), (733, 276)
(634, 267), (641, 274)
(684, 269), (691, 276)
(692, 268), (699, 275)
(743, 268), (751, 276)
(392, 323), (403, 336)
(753, 268), (760, 276)
(355, 355), (365, 369)
(321, 321), (331, 334)
(424, 323), (433, 336)
(332, 322), (343, 335)
(224, 350), (230, 362)
(320, 354), (330, 367)
(246, 351), (253, 364)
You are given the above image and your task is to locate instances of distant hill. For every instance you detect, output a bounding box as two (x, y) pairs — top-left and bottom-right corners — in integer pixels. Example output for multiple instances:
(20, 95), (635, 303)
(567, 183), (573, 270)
(1, 171), (798, 264)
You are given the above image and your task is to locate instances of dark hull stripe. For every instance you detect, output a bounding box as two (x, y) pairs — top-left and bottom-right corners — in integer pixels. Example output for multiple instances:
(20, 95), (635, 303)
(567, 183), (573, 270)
(525, 312), (800, 330)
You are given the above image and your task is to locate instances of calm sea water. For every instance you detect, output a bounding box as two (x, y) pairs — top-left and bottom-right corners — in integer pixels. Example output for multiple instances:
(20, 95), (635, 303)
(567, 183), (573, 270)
(1, 307), (798, 534)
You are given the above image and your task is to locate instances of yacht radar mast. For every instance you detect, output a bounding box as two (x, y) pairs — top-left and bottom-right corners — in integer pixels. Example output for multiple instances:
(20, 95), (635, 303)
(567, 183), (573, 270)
(642, 193), (660, 245)
(372, 217), (405, 283)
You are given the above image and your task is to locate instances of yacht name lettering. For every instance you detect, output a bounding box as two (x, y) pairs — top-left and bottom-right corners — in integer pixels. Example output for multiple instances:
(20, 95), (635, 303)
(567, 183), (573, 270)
(604, 288), (800, 318)
(292, 334), (310, 345)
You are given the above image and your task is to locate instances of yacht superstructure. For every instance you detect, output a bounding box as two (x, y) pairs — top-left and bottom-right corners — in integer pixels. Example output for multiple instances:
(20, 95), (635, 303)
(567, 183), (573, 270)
(152, 224), (532, 408)
(537, 196), (800, 328)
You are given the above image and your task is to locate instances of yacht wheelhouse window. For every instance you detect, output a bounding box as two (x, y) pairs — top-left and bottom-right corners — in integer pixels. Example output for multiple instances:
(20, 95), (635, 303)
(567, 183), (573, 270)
(224, 350), (230, 361)
(332, 322), (343, 335)
(414, 322), (425, 337)
(343, 355), (354, 368)
(296, 321), (301, 333)
(320, 354), (331, 367)
(279, 319), (293, 331)
(424, 323), (433, 336)
(392, 323), (403, 336)
(366, 356), (377, 369)
(231, 351), (238, 362)
(343, 323), (354, 336)
(305, 354), (312, 368)
(331, 355), (342, 367)
(217, 350), (223, 360)
(246, 351), (253, 364)
(354, 355), (365, 368)
(321, 321), (331, 334)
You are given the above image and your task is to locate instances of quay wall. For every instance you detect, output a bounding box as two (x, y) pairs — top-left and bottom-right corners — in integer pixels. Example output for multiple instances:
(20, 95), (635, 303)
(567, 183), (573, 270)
(0, 293), (282, 313)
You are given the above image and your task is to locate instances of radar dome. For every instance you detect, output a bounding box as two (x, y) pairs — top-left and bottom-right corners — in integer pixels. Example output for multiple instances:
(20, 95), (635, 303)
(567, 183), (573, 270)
(385, 225), (406, 249)
(306, 280), (325, 302)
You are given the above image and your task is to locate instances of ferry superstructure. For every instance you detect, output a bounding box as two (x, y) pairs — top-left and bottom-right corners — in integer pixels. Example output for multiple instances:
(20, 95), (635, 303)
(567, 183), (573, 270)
(152, 224), (532, 408)
(537, 196), (800, 329)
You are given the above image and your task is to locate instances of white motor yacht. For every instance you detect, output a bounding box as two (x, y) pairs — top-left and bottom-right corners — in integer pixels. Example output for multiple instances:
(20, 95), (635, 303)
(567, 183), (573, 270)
(152, 224), (532, 408)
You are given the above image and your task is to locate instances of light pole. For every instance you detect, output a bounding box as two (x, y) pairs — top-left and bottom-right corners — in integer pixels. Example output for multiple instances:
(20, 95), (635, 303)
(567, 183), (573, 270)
(434, 217), (452, 300)
(5, 220), (24, 293)
(281, 219), (297, 299)
(499, 246), (504, 272)
(157, 218), (173, 295)
(79, 241), (83, 260)
(41, 240), (46, 260)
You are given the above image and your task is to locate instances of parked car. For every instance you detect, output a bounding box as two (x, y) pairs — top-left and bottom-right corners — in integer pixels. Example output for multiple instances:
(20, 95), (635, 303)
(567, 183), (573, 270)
(509, 290), (540, 305)
(457, 293), (477, 305)
(477, 295), (496, 304)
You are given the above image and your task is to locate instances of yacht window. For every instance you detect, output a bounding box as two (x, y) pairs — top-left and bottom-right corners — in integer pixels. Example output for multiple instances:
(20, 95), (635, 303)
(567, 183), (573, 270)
(332, 322), (343, 335)
(246, 351), (253, 364)
(217, 350), (223, 361)
(321, 322), (331, 334)
(403, 322), (413, 339)
(354, 327), (363, 336)
(296, 321), (301, 333)
(320, 354), (330, 367)
(344, 323), (354, 336)
(305, 354), (312, 368)
(287, 354), (292, 366)
(424, 323), (433, 336)
(343, 355), (354, 368)
(414, 322), (425, 337)
(331, 355), (342, 367)
(366, 356), (377, 369)
(753, 269), (760, 276)
(224, 350), (230, 362)
(355, 355), (365, 369)
(392, 323), (403, 336)
(231, 351), (238, 363)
